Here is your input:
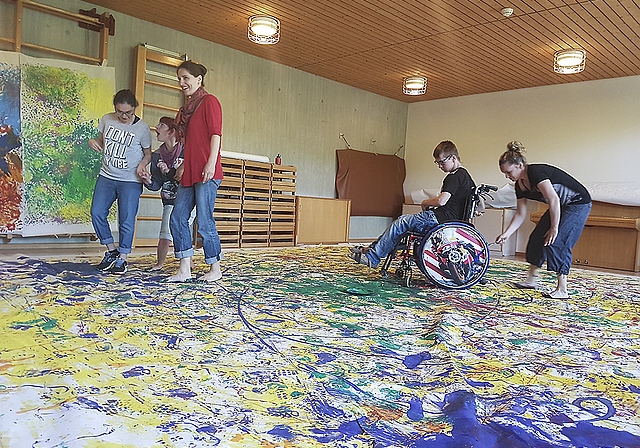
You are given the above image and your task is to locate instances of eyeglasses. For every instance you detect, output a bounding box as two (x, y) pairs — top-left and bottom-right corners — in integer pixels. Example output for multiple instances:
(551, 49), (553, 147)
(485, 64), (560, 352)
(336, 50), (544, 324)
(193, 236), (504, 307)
(115, 108), (135, 117)
(434, 154), (453, 166)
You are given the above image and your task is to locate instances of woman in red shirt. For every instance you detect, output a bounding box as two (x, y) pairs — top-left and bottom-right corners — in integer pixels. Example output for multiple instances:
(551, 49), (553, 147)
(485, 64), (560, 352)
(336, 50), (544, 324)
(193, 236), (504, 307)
(168, 61), (224, 282)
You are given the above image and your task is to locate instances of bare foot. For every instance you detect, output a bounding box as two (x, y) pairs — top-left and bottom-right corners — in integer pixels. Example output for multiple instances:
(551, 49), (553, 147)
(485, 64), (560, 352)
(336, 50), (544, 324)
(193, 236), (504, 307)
(200, 262), (222, 282)
(166, 271), (192, 282)
(544, 289), (569, 299)
(512, 281), (540, 289)
(166, 258), (192, 282)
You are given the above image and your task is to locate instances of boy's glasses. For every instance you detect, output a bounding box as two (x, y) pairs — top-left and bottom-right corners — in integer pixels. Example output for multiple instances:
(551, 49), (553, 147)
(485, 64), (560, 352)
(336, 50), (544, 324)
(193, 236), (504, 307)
(434, 154), (453, 166)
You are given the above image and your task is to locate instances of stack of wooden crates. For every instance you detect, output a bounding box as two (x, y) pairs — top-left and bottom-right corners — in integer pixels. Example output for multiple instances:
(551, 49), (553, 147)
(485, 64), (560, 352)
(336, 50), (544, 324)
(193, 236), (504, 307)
(197, 157), (297, 248)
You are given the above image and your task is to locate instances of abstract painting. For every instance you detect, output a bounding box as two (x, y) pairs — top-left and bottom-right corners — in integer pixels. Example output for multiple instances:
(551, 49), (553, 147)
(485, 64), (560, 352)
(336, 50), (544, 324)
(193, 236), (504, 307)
(1, 246), (639, 447)
(0, 52), (21, 233)
(0, 50), (115, 237)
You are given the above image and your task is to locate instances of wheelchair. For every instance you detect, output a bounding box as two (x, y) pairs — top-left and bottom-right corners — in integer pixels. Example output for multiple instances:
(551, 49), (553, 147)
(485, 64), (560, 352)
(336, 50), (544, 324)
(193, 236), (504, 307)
(379, 184), (497, 289)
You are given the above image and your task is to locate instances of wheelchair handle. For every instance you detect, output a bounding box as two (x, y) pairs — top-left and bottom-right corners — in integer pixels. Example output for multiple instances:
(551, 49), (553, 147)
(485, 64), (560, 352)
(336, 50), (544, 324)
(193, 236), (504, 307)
(476, 184), (498, 194)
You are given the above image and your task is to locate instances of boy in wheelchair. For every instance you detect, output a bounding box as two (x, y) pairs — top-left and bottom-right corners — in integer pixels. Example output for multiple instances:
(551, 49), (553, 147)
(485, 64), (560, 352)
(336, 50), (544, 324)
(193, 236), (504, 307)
(349, 140), (481, 271)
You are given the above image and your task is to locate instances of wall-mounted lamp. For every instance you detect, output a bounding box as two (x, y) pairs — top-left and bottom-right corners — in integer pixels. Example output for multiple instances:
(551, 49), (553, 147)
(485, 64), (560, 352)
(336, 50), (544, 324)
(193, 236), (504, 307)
(554, 49), (585, 74)
(248, 15), (280, 44)
(403, 76), (427, 95)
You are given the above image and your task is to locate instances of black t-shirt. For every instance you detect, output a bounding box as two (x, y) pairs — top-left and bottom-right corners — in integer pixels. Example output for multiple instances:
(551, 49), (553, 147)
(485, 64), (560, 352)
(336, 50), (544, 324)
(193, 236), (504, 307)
(433, 167), (475, 223)
(516, 164), (591, 205)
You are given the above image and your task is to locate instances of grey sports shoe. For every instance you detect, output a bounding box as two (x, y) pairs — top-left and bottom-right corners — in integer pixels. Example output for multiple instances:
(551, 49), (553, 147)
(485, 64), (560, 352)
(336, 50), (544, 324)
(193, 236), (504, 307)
(109, 258), (128, 275)
(96, 250), (119, 271)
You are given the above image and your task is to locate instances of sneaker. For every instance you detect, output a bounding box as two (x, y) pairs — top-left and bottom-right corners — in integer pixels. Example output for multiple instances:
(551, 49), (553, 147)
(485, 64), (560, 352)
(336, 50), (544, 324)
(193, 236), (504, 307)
(109, 258), (128, 275)
(96, 250), (119, 271)
(348, 251), (372, 268)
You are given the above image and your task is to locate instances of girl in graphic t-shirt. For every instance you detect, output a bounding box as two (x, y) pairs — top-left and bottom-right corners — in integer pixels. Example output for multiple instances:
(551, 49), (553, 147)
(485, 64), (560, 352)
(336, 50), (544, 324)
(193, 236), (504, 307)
(88, 89), (152, 275)
(496, 141), (592, 299)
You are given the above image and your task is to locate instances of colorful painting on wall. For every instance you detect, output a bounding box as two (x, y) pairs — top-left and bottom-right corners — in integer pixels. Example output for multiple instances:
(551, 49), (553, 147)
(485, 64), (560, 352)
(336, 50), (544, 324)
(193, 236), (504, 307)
(0, 52), (21, 233)
(0, 50), (115, 237)
(0, 246), (639, 447)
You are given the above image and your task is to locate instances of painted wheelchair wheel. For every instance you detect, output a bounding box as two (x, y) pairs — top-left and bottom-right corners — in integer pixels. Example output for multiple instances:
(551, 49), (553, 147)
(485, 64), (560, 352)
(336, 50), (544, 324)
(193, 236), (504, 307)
(416, 222), (490, 289)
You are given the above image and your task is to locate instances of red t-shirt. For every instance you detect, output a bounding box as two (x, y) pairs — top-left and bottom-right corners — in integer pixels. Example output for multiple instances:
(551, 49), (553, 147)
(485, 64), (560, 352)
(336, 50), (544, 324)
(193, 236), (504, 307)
(181, 94), (223, 187)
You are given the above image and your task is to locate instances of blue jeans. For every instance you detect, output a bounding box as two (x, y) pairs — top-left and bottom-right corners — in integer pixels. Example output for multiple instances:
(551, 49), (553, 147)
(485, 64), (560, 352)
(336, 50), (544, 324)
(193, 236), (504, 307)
(366, 210), (440, 267)
(170, 179), (222, 264)
(90, 175), (143, 255)
(526, 202), (592, 275)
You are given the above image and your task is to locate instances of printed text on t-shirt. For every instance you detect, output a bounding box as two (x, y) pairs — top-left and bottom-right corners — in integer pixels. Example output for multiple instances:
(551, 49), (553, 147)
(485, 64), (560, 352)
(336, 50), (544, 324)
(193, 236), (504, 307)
(103, 125), (135, 169)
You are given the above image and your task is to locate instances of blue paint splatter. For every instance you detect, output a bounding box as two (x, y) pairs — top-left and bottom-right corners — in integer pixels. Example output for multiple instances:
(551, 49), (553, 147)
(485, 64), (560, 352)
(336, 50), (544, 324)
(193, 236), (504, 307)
(168, 388), (197, 399)
(315, 352), (337, 364)
(309, 418), (364, 443)
(125, 302), (145, 307)
(403, 351), (431, 369)
(196, 425), (217, 435)
(407, 396), (424, 421)
(572, 397), (616, 421)
(268, 424), (297, 440)
(310, 400), (345, 418)
(465, 379), (493, 388)
(122, 366), (150, 378)
(562, 421), (640, 447)
(78, 333), (98, 338)
(549, 413), (573, 424)
(77, 396), (105, 412)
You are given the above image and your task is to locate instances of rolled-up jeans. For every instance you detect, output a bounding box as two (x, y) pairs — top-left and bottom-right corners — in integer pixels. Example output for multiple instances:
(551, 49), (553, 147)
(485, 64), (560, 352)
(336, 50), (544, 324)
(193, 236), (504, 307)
(526, 202), (592, 275)
(366, 210), (440, 267)
(90, 175), (142, 255)
(170, 179), (223, 264)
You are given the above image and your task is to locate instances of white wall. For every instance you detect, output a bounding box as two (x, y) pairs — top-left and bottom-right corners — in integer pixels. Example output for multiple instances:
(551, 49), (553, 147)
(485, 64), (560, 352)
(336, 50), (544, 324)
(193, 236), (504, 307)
(405, 75), (640, 194)
(405, 75), (640, 251)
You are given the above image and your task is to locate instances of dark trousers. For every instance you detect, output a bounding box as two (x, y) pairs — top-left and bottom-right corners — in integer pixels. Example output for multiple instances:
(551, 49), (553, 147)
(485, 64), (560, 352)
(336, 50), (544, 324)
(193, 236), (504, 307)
(526, 202), (592, 275)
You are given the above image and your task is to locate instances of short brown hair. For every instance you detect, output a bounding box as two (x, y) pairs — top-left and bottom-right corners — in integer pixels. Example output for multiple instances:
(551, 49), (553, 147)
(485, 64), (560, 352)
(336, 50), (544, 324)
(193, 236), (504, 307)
(158, 116), (176, 133)
(433, 140), (459, 161)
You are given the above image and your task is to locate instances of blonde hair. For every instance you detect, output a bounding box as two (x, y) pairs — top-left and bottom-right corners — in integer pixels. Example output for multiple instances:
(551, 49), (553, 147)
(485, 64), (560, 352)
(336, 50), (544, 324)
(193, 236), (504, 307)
(499, 141), (527, 166)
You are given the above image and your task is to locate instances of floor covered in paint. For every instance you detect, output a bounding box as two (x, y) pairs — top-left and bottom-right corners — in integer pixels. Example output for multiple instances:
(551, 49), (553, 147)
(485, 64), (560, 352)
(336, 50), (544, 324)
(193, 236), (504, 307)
(1, 246), (639, 447)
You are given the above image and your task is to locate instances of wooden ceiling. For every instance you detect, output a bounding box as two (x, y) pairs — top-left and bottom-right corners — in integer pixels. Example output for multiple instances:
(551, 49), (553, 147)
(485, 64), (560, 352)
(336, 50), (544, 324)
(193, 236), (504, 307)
(90, 0), (640, 102)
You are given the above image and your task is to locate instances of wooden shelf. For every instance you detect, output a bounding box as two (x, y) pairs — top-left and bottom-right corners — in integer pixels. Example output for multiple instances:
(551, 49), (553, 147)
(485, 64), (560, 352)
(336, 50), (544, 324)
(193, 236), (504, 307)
(136, 157), (297, 250)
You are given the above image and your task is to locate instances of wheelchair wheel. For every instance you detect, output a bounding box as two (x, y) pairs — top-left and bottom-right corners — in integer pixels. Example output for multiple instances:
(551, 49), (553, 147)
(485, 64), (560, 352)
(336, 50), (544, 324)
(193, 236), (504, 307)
(416, 222), (490, 289)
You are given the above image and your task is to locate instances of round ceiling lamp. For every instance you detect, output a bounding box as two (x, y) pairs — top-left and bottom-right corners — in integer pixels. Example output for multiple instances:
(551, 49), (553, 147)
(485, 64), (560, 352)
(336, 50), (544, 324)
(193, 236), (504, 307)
(501, 7), (514, 17)
(248, 15), (280, 45)
(554, 49), (585, 74)
(403, 76), (427, 95)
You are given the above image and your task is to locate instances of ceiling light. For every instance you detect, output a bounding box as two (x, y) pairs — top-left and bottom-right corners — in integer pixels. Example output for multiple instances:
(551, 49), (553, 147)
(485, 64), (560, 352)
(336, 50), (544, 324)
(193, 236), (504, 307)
(554, 49), (585, 74)
(403, 76), (427, 95)
(501, 7), (514, 17)
(248, 15), (280, 44)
